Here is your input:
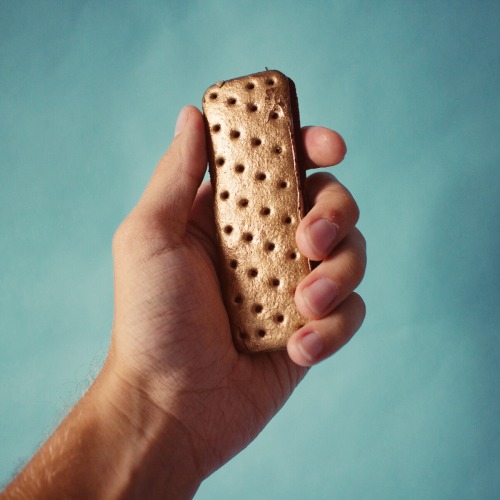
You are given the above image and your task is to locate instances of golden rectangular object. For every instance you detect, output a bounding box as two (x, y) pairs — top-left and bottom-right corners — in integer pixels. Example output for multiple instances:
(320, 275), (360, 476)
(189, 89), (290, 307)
(202, 70), (310, 352)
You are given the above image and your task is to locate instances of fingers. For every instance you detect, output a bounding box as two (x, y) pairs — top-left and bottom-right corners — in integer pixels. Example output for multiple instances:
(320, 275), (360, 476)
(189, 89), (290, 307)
(297, 172), (360, 261)
(287, 293), (366, 367)
(301, 126), (347, 170)
(295, 227), (366, 319)
(290, 171), (366, 368)
(133, 105), (207, 245)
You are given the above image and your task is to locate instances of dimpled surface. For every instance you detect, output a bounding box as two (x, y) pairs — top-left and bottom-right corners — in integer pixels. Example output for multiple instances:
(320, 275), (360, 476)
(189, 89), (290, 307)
(202, 70), (310, 352)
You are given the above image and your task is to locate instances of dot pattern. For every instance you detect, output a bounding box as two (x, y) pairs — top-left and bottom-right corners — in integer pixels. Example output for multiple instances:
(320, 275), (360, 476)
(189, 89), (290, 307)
(203, 70), (310, 352)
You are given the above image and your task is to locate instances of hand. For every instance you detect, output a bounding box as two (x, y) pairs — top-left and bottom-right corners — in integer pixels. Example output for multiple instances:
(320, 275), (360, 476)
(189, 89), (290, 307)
(3, 105), (365, 499)
(108, 106), (366, 477)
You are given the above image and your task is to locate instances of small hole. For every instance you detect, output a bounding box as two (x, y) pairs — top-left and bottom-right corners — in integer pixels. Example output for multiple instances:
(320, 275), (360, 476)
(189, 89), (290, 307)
(212, 124), (221, 132)
(270, 111), (279, 120)
(227, 97), (237, 105)
(283, 216), (292, 224)
(254, 304), (263, 313)
(238, 199), (249, 208)
(246, 82), (255, 90)
(249, 268), (258, 277)
(271, 278), (280, 287)
(242, 232), (253, 242)
(274, 146), (283, 154)
(279, 180), (288, 188)
(266, 242), (275, 251)
(251, 138), (262, 146)
(266, 78), (275, 85)
(230, 130), (240, 139)
(239, 330), (247, 340)
(220, 191), (229, 200)
(230, 260), (238, 269)
(276, 314), (285, 323)
(247, 103), (258, 112)
(209, 92), (218, 99)
(261, 207), (271, 216)
(235, 164), (245, 173)
(256, 172), (266, 181)
(257, 329), (266, 338)
(234, 295), (243, 304)
(224, 225), (233, 234)
(290, 252), (297, 260)
(216, 157), (225, 167)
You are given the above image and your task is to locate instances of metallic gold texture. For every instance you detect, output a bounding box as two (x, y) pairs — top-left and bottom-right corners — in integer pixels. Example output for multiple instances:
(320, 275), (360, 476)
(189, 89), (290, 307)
(203, 70), (310, 352)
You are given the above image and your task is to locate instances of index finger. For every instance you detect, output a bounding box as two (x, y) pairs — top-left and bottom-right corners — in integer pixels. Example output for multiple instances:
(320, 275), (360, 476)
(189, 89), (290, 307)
(301, 126), (347, 170)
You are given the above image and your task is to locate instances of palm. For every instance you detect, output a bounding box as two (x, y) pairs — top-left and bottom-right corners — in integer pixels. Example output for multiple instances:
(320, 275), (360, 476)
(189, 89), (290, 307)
(114, 182), (306, 475)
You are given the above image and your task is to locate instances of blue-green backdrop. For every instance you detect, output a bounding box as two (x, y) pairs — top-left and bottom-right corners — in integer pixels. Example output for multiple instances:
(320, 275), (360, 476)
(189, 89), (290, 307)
(1, 1), (499, 498)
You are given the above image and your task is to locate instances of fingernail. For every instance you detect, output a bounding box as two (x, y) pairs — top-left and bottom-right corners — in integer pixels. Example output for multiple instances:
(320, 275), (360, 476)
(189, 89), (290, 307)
(298, 331), (324, 362)
(303, 278), (339, 316)
(306, 219), (338, 257)
(174, 106), (190, 137)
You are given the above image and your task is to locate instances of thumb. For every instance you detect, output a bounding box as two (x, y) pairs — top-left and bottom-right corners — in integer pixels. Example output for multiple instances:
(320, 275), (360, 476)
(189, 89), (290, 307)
(134, 105), (207, 243)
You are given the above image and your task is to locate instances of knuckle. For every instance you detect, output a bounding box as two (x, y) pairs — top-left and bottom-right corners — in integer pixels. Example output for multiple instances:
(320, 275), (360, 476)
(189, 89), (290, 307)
(308, 171), (336, 186)
(112, 211), (176, 261)
(349, 292), (367, 327)
(112, 219), (128, 251)
(305, 172), (336, 201)
(344, 236), (367, 286)
(112, 217), (134, 257)
(346, 256), (366, 289)
(317, 171), (337, 184)
(351, 292), (366, 314)
(350, 196), (360, 225)
(112, 213), (148, 257)
(353, 227), (367, 255)
(338, 189), (359, 226)
(313, 184), (360, 229)
(357, 228), (367, 248)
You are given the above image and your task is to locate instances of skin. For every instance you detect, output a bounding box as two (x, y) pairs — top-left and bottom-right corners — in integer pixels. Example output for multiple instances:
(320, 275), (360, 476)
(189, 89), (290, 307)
(2, 106), (366, 499)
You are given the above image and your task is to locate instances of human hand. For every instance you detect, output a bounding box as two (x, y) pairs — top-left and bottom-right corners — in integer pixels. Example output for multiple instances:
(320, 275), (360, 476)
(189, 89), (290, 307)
(2, 105), (365, 499)
(106, 105), (366, 484)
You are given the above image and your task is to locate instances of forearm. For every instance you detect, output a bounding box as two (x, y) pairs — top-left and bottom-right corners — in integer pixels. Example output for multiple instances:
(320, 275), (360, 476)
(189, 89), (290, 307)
(2, 363), (201, 499)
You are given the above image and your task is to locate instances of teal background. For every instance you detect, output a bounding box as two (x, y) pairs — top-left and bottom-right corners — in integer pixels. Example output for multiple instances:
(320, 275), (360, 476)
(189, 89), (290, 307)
(1, 0), (499, 498)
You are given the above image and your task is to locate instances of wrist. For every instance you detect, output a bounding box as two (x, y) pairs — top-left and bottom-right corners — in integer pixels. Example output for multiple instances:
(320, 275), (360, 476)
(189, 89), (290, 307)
(4, 361), (202, 499)
(91, 361), (202, 499)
